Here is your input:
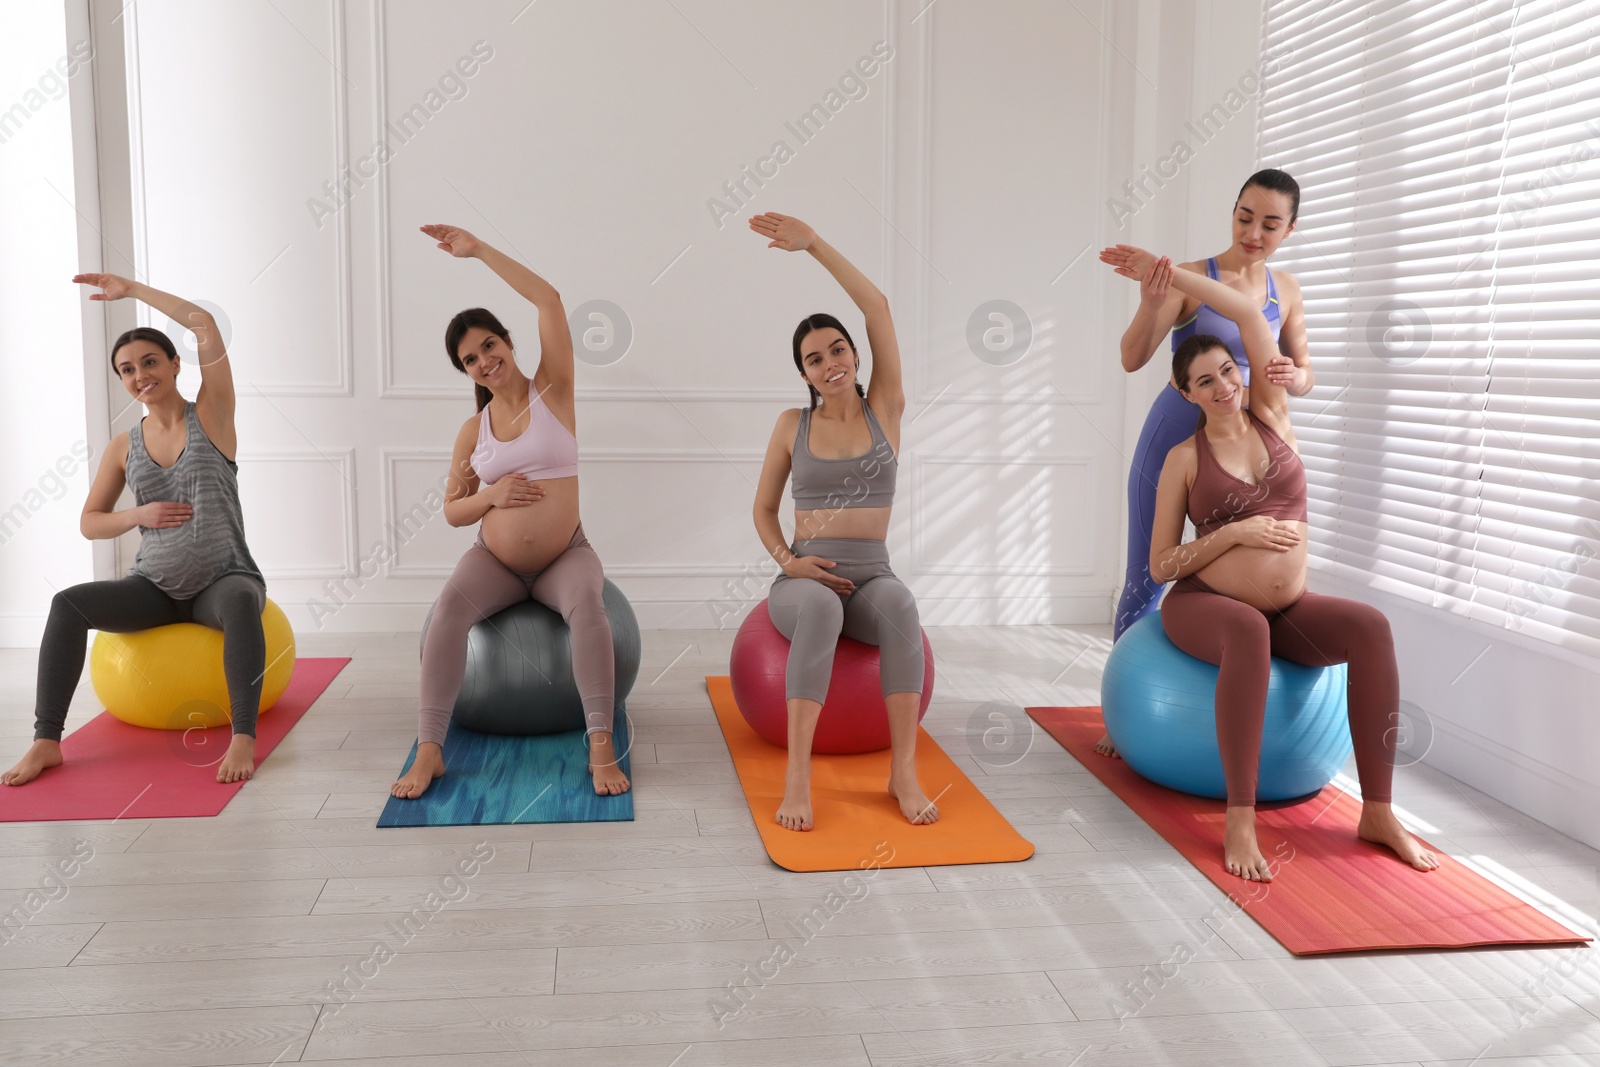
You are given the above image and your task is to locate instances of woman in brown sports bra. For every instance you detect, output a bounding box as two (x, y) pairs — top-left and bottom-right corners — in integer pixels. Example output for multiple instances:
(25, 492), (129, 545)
(1102, 245), (1439, 883)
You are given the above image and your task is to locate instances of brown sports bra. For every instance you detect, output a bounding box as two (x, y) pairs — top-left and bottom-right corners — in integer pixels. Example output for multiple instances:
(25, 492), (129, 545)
(1187, 409), (1307, 537)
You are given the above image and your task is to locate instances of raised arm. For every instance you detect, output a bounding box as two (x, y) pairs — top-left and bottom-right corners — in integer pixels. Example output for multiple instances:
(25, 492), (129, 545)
(749, 213), (903, 421)
(422, 224), (575, 395)
(1103, 246), (1289, 424)
(74, 274), (236, 450)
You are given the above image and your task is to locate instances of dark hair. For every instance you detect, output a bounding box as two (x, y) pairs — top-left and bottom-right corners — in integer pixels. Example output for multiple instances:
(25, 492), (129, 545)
(1236, 168), (1300, 224)
(445, 307), (511, 412)
(1173, 334), (1234, 431)
(109, 327), (179, 373)
(791, 313), (865, 411)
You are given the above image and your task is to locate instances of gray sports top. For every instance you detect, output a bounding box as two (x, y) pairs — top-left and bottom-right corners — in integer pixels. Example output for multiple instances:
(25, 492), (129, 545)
(126, 402), (264, 600)
(790, 398), (897, 509)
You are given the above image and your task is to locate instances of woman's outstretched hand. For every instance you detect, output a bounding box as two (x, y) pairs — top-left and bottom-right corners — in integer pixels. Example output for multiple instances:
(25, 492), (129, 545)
(749, 212), (816, 252)
(421, 224), (481, 259)
(73, 273), (134, 301)
(1098, 244), (1161, 282)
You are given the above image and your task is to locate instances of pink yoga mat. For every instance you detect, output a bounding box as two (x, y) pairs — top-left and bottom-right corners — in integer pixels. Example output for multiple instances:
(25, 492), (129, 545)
(0, 658), (348, 822)
(1030, 706), (1592, 955)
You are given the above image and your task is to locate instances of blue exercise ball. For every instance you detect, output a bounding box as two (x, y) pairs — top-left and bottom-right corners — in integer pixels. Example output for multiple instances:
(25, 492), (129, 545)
(1101, 614), (1353, 802)
(420, 580), (641, 735)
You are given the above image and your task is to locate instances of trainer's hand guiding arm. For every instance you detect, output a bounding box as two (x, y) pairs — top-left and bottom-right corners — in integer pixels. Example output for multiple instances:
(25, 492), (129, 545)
(1100, 248), (1190, 373)
(1267, 276), (1314, 395)
(1109, 245), (1292, 427)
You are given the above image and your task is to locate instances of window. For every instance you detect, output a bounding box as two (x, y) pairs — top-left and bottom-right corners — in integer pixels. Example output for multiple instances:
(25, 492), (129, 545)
(1259, 0), (1600, 656)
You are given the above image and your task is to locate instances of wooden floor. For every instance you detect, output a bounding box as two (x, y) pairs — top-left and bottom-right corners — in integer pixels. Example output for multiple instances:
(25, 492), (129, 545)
(2, 625), (1598, 1066)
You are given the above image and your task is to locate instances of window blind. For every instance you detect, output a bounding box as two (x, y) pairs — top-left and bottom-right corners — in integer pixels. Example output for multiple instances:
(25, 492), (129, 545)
(1258, 0), (1600, 656)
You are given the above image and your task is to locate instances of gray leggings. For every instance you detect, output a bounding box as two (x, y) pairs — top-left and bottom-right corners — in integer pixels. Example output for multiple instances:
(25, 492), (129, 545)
(34, 573), (267, 740)
(418, 523), (614, 747)
(767, 538), (923, 704)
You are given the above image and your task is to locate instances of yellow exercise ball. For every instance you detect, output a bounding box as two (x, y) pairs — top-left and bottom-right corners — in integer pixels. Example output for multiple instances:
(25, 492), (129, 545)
(91, 599), (296, 730)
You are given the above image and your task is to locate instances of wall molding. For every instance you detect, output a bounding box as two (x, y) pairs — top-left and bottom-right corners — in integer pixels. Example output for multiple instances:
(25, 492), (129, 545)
(910, 453), (1096, 576)
(240, 448), (358, 578)
(124, 0), (353, 397)
(378, 446), (456, 577)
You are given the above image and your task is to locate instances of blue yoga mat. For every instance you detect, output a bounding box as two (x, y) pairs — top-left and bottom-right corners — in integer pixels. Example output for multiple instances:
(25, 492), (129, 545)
(377, 708), (634, 827)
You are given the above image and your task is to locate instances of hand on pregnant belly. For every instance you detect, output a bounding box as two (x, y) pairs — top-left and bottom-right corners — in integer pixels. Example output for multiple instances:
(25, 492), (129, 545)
(1231, 515), (1302, 552)
(486, 475), (545, 509)
(135, 501), (193, 529)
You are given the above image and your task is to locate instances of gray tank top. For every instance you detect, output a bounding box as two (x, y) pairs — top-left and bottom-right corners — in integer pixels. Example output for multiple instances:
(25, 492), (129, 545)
(789, 398), (897, 509)
(126, 402), (264, 600)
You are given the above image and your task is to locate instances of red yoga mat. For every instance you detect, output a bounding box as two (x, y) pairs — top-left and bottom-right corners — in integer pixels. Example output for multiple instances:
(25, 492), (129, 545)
(0, 658), (348, 823)
(1029, 706), (1592, 955)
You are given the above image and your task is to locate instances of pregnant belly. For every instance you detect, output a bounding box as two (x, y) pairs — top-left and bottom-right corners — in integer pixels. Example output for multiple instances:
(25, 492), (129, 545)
(480, 478), (582, 574)
(1194, 533), (1309, 613)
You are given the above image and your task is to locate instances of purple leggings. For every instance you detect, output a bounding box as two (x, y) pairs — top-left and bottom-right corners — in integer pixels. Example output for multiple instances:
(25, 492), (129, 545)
(1161, 578), (1399, 807)
(417, 523), (614, 747)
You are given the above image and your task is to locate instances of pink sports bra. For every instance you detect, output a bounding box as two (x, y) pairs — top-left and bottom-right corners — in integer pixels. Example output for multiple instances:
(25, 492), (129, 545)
(470, 391), (579, 484)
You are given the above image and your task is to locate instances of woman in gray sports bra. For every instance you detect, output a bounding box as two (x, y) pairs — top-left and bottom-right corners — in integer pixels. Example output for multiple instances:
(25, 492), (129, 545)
(748, 212), (936, 833)
(1, 275), (268, 789)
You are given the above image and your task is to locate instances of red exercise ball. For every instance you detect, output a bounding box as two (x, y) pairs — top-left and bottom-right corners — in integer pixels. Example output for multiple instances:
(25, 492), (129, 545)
(729, 600), (935, 754)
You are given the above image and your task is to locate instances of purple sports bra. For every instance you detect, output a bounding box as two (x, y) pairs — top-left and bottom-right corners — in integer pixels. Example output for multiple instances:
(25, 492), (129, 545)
(470, 391), (579, 484)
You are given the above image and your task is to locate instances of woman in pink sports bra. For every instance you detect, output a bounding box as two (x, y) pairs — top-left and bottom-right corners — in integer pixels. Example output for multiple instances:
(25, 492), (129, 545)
(1101, 246), (1439, 883)
(391, 224), (626, 800)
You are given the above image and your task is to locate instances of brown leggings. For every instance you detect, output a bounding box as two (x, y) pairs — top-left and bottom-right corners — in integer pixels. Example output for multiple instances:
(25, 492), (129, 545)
(1160, 578), (1398, 807)
(418, 524), (613, 747)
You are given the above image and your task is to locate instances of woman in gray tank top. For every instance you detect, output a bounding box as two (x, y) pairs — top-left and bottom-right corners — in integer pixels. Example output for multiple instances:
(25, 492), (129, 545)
(1, 275), (268, 789)
(748, 212), (936, 833)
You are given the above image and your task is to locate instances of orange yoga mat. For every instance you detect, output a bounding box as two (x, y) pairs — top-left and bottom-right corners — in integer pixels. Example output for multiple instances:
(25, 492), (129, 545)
(1030, 706), (1592, 955)
(707, 676), (1034, 872)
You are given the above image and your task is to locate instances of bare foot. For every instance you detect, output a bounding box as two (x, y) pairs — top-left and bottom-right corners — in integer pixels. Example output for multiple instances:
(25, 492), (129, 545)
(391, 742), (445, 799)
(1093, 732), (1120, 759)
(775, 765), (813, 832)
(1358, 802), (1440, 871)
(587, 732), (631, 796)
(888, 767), (939, 825)
(2, 740), (63, 786)
(1224, 805), (1274, 880)
(216, 735), (256, 783)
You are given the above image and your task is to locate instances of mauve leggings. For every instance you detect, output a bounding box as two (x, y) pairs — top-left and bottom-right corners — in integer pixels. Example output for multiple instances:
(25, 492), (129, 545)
(1160, 578), (1399, 807)
(417, 524), (613, 747)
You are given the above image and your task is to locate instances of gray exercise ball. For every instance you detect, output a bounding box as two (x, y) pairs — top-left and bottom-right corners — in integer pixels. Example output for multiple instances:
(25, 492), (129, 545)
(420, 580), (641, 735)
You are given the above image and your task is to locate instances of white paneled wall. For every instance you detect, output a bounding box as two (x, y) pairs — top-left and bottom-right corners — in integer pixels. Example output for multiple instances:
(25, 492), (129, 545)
(0, 0), (1270, 642)
(0, 2), (96, 646)
(99, 0), (1156, 634)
